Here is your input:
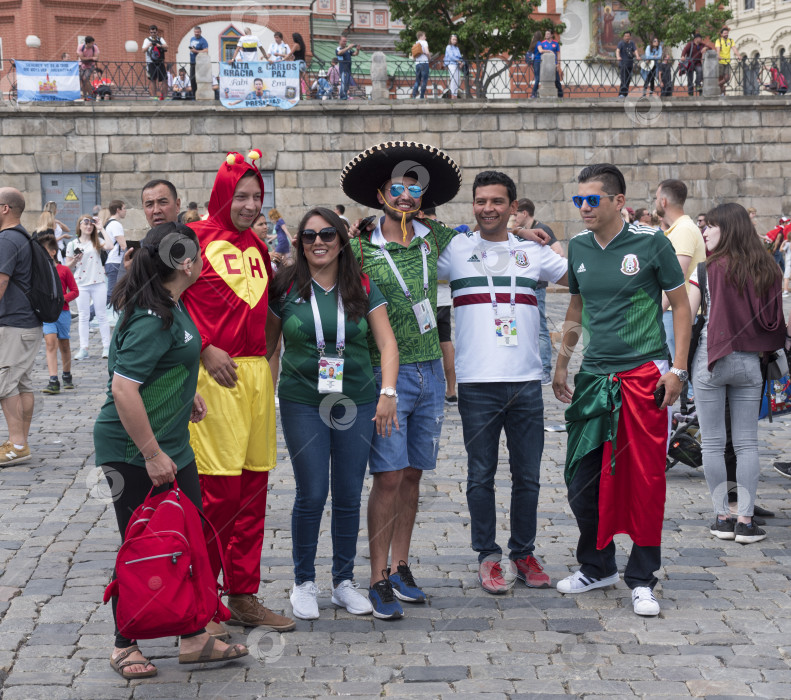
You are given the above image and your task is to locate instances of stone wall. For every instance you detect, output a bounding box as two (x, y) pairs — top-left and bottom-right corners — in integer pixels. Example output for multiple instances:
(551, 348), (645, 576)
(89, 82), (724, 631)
(1, 98), (789, 239)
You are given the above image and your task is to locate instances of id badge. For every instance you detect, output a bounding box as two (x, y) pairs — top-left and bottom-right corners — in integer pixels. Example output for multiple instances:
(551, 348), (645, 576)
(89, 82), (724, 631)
(318, 356), (344, 394)
(495, 315), (518, 346)
(412, 299), (437, 335)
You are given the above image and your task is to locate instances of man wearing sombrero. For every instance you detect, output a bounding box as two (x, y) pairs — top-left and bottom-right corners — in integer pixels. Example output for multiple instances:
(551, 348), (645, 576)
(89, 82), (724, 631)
(340, 142), (545, 617)
(340, 141), (462, 619)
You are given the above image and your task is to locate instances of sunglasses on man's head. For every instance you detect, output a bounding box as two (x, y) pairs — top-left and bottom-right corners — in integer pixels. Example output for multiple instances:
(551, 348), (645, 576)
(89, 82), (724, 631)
(572, 194), (615, 208)
(389, 184), (423, 198)
(301, 227), (337, 243)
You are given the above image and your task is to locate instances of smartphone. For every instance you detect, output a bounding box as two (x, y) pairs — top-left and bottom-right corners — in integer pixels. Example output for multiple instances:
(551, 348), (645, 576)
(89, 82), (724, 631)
(127, 240), (141, 250)
(72, 247), (83, 256)
(653, 385), (666, 408)
(359, 215), (376, 231)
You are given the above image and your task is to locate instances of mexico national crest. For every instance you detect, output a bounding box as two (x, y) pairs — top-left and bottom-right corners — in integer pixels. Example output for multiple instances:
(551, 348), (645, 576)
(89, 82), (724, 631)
(620, 253), (640, 276)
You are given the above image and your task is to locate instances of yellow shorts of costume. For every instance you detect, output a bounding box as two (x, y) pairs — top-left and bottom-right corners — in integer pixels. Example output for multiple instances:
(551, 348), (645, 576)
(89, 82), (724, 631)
(190, 356), (276, 477)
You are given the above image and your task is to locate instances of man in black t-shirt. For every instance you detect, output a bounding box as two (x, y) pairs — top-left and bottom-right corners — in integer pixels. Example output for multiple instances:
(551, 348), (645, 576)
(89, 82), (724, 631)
(0, 188), (40, 465)
(616, 31), (639, 98)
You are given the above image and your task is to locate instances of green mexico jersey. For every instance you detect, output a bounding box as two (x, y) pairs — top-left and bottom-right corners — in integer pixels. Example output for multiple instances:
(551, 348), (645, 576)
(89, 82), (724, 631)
(567, 222), (685, 374)
(352, 216), (457, 365)
(94, 303), (201, 469)
(269, 279), (388, 406)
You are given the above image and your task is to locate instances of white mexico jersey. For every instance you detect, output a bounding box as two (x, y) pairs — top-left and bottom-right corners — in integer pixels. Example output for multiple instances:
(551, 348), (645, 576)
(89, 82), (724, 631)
(437, 231), (567, 383)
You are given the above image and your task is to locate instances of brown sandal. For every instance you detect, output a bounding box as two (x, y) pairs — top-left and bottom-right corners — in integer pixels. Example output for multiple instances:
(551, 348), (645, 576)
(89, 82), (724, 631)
(178, 635), (249, 665)
(110, 645), (158, 679)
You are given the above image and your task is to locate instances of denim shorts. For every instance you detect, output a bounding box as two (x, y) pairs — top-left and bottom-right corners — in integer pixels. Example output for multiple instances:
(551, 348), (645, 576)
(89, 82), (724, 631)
(369, 359), (445, 473)
(42, 309), (72, 340)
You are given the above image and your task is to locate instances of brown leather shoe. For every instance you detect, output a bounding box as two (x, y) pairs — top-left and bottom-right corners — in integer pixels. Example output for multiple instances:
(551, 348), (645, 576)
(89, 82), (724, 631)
(205, 620), (230, 640)
(226, 594), (296, 631)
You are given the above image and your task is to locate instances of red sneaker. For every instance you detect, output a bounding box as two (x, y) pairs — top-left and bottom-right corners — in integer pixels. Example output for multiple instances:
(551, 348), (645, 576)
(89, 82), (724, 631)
(512, 555), (551, 588)
(478, 560), (509, 594)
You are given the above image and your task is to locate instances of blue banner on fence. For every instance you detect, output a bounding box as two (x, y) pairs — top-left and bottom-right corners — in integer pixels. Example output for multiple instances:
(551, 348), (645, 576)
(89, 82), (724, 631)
(16, 61), (80, 102)
(219, 61), (300, 109)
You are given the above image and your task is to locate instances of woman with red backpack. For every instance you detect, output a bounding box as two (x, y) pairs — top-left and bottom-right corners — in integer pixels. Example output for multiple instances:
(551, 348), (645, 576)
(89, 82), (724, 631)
(94, 223), (248, 679)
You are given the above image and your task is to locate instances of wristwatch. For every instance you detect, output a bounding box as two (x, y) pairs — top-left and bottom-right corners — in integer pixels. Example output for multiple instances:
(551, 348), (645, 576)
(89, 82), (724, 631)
(669, 367), (689, 382)
(380, 387), (398, 399)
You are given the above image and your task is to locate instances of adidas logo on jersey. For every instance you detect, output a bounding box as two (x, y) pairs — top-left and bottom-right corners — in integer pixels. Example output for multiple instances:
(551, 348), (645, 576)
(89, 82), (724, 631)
(184, 330), (194, 343)
(467, 254), (481, 263)
(577, 263), (586, 273)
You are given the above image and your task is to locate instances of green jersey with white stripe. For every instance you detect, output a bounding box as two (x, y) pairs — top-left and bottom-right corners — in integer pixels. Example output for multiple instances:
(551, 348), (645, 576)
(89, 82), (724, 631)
(567, 222), (685, 374)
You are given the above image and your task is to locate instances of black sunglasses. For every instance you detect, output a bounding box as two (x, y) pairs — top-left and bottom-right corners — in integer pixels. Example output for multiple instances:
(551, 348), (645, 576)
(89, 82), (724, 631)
(301, 227), (337, 243)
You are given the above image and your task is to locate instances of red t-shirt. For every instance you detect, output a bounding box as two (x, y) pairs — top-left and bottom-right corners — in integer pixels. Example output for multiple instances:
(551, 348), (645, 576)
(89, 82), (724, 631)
(56, 263), (79, 311)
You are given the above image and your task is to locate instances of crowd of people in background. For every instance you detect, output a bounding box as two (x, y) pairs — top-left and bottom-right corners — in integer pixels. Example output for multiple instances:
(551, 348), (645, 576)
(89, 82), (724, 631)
(21, 22), (786, 105)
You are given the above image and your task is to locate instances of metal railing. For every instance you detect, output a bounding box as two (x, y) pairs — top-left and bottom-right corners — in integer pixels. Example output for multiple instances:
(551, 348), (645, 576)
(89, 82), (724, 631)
(2, 56), (789, 102)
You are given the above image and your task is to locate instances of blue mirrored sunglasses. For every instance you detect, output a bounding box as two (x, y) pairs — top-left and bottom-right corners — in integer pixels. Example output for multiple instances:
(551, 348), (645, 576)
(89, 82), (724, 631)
(572, 194), (615, 208)
(390, 183), (423, 198)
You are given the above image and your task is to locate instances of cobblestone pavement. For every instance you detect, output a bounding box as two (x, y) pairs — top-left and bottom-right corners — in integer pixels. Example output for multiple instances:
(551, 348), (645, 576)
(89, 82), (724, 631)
(1, 291), (790, 699)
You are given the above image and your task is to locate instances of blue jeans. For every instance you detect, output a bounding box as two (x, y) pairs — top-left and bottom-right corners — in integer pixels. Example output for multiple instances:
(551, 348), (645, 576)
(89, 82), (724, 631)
(412, 63), (429, 98)
(105, 262), (121, 305)
(535, 287), (552, 375)
(457, 381), (544, 562)
(370, 360), (445, 472)
(662, 309), (675, 362)
(339, 67), (351, 99)
(280, 398), (376, 585)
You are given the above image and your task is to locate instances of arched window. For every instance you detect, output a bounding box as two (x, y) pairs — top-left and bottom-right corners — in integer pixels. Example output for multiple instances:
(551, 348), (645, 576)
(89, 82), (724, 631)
(220, 26), (243, 62)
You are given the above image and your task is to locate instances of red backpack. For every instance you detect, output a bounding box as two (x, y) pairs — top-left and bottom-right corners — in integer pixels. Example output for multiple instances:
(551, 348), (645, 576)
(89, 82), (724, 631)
(103, 480), (231, 640)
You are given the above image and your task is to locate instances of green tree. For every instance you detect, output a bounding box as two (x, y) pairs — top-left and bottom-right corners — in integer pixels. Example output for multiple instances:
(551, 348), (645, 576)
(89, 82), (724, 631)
(389, 0), (563, 97)
(607, 0), (732, 50)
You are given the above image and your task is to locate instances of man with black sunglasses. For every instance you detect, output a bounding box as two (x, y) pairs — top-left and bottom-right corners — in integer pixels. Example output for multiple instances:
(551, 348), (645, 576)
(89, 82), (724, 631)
(554, 163), (690, 618)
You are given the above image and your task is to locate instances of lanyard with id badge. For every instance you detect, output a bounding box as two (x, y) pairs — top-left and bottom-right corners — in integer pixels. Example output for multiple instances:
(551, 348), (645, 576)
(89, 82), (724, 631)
(380, 240), (436, 334)
(310, 284), (346, 393)
(482, 240), (518, 347)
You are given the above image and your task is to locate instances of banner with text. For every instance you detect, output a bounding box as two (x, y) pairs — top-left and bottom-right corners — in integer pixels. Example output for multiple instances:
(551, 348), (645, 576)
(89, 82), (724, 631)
(16, 61), (80, 102)
(219, 61), (300, 110)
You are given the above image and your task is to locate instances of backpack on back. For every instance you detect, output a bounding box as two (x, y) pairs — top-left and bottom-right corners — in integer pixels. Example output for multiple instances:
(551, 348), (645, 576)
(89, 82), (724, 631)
(411, 42), (423, 59)
(5, 227), (64, 323)
(103, 480), (231, 640)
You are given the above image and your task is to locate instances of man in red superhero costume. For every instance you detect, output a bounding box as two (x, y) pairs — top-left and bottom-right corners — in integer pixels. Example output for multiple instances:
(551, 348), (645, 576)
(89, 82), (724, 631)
(182, 151), (295, 634)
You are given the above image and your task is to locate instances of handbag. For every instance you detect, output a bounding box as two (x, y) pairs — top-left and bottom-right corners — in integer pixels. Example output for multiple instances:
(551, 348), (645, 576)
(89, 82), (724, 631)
(103, 479), (231, 639)
(687, 262), (707, 379)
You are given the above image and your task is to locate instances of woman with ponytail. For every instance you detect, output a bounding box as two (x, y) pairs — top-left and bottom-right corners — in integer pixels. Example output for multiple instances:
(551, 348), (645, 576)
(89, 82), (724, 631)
(94, 223), (248, 679)
(688, 203), (787, 545)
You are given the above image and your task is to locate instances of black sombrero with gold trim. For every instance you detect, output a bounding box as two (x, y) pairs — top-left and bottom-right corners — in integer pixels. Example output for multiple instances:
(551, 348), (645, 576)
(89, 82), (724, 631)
(340, 141), (462, 210)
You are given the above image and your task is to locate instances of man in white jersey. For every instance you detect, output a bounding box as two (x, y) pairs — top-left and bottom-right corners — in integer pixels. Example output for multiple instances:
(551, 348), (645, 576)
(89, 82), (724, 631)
(438, 170), (568, 595)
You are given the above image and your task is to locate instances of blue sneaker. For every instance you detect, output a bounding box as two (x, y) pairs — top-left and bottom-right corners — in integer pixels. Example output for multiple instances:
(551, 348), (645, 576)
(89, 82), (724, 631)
(369, 573), (403, 620)
(389, 561), (426, 603)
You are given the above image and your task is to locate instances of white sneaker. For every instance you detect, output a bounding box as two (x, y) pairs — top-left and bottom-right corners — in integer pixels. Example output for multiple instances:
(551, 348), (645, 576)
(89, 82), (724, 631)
(331, 580), (373, 615)
(632, 586), (660, 616)
(290, 581), (320, 620)
(101, 345), (110, 359)
(73, 347), (89, 361)
(556, 569), (620, 593)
